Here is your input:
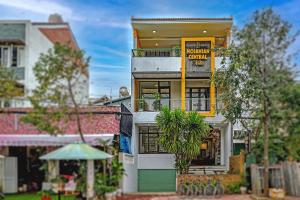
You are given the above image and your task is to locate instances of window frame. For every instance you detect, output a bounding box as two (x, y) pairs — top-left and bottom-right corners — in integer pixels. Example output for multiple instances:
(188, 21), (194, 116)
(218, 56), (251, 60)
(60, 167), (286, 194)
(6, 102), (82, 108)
(139, 81), (171, 110)
(138, 126), (167, 154)
(185, 87), (210, 111)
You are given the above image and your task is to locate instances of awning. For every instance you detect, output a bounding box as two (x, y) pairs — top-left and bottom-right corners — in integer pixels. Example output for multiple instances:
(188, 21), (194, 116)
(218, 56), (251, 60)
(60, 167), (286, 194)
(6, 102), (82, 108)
(0, 134), (114, 147)
(40, 142), (113, 160)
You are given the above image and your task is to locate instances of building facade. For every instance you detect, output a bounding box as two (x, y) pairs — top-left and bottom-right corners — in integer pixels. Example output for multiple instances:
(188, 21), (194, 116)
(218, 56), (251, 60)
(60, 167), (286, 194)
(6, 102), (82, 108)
(121, 17), (233, 193)
(0, 15), (89, 107)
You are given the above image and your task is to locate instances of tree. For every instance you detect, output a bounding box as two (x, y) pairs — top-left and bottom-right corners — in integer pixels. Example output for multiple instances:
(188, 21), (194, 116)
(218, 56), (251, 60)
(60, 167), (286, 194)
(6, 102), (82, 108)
(0, 67), (23, 109)
(278, 83), (300, 160)
(156, 107), (210, 174)
(215, 8), (297, 196)
(22, 43), (89, 142)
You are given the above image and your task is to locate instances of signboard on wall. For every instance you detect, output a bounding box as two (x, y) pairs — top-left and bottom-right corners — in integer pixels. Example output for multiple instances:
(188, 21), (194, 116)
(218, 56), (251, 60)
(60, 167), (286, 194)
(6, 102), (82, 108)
(181, 37), (216, 117)
(185, 41), (211, 67)
(184, 41), (212, 76)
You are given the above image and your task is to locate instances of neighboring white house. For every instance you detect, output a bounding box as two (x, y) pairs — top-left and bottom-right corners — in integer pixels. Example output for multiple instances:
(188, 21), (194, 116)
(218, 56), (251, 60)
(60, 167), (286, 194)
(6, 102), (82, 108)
(0, 14), (89, 107)
(119, 17), (234, 193)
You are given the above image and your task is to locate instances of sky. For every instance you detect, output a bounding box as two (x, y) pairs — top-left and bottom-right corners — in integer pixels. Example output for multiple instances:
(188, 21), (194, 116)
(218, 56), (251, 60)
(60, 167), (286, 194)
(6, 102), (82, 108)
(0, 0), (299, 98)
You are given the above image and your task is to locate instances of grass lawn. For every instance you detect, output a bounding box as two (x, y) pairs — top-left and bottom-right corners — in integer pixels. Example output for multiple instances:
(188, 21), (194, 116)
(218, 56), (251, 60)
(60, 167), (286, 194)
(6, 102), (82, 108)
(5, 193), (75, 200)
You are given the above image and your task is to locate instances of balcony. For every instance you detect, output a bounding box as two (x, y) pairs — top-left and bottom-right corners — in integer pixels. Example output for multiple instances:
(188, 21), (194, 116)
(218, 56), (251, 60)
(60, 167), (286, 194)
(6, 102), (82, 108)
(132, 48), (181, 79)
(132, 48), (181, 57)
(135, 98), (223, 113)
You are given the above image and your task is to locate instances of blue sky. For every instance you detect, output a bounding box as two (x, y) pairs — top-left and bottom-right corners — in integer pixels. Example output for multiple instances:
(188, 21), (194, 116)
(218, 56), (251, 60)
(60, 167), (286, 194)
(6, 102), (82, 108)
(0, 0), (299, 98)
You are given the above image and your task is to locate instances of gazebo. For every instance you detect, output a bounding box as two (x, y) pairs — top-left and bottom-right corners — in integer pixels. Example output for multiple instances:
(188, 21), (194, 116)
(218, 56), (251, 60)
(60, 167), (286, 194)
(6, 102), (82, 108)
(40, 142), (112, 199)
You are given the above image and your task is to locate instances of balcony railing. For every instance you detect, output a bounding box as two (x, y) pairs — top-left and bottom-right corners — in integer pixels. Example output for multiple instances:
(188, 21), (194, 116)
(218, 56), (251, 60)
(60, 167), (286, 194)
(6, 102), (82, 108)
(135, 98), (224, 112)
(132, 48), (181, 57)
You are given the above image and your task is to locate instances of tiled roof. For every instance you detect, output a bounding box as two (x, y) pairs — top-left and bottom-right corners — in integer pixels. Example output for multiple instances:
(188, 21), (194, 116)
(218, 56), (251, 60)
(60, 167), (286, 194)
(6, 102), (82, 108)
(0, 106), (120, 135)
(39, 27), (78, 49)
(1, 106), (120, 114)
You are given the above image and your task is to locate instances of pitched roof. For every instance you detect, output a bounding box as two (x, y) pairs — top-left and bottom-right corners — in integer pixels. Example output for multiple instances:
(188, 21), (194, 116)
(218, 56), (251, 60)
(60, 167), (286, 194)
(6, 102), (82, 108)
(39, 27), (78, 49)
(0, 106), (120, 135)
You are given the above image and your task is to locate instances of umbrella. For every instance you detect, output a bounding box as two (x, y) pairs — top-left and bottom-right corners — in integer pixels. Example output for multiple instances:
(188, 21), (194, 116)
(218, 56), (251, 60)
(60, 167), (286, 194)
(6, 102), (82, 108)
(39, 142), (113, 199)
(40, 142), (112, 160)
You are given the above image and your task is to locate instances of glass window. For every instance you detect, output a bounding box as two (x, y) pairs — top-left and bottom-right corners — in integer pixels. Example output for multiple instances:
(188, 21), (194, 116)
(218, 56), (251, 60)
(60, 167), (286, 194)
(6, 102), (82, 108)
(186, 87), (210, 111)
(11, 46), (18, 67)
(139, 81), (170, 111)
(18, 47), (25, 67)
(139, 126), (166, 154)
(2, 47), (9, 67)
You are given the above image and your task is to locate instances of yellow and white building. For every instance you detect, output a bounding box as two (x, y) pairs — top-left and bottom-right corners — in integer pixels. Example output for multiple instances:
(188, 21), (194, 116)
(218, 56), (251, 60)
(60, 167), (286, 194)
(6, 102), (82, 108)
(122, 17), (233, 193)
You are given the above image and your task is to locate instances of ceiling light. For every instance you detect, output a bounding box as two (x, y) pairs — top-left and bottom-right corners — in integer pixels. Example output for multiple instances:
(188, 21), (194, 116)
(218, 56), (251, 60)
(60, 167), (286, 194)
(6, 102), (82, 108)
(155, 42), (158, 46)
(203, 30), (207, 33)
(152, 30), (157, 34)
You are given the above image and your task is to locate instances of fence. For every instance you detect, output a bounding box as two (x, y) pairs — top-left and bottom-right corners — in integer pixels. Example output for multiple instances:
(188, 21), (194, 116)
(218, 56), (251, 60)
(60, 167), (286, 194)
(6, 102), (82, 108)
(283, 162), (300, 196)
(250, 162), (300, 197)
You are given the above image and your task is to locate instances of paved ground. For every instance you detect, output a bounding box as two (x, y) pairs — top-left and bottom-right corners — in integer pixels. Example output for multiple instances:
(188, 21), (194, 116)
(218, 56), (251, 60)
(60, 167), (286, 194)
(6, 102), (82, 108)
(117, 194), (300, 200)
(117, 194), (252, 200)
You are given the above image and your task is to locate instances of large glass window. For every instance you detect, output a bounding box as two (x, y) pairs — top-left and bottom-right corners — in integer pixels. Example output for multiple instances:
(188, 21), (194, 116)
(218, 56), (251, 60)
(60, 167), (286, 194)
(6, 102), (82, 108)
(0, 46), (24, 67)
(139, 126), (166, 154)
(186, 87), (210, 111)
(139, 81), (170, 111)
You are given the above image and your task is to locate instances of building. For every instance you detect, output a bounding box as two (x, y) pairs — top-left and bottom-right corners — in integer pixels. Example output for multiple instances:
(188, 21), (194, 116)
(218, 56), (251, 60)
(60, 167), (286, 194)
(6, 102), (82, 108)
(0, 106), (120, 193)
(0, 14), (89, 107)
(120, 17), (233, 193)
(0, 15), (95, 193)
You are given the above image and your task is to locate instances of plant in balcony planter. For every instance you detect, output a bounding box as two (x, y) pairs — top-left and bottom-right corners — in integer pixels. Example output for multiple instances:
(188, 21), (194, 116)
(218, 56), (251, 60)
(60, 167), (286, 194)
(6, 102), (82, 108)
(136, 48), (145, 57)
(172, 45), (181, 57)
(152, 92), (161, 111)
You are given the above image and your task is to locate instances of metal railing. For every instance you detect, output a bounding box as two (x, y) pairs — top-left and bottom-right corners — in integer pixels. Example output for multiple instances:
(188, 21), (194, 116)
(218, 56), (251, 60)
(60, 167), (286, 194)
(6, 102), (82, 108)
(132, 48), (181, 57)
(135, 98), (224, 112)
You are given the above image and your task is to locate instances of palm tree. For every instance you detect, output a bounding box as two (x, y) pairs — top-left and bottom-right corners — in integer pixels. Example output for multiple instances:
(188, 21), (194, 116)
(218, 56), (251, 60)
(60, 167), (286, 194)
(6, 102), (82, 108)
(156, 107), (210, 174)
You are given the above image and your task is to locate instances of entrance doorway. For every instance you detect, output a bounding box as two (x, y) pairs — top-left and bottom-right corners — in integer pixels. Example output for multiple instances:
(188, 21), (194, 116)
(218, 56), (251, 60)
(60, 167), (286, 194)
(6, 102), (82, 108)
(191, 129), (221, 166)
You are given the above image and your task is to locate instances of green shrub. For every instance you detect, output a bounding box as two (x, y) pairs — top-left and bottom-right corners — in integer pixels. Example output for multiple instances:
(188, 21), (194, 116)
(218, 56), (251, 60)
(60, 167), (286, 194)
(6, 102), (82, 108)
(226, 182), (241, 194)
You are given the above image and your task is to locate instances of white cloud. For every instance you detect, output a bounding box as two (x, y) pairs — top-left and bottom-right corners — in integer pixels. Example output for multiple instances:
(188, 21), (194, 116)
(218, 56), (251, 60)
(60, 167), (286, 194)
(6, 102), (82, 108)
(0, 0), (73, 17)
(91, 63), (126, 69)
(95, 46), (130, 57)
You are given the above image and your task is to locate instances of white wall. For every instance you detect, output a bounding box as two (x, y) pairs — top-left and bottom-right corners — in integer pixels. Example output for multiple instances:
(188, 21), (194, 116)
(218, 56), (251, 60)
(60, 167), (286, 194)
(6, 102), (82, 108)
(22, 23), (89, 106)
(138, 154), (175, 169)
(119, 153), (138, 193)
(132, 57), (181, 72)
(26, 24), (53, 98)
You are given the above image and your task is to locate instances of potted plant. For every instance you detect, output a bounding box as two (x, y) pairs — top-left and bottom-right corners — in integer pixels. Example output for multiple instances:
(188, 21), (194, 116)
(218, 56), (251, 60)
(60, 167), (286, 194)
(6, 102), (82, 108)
(240, 173), (248, 194)
(94, 173), (116, 200)
(51, 176), (67, 194)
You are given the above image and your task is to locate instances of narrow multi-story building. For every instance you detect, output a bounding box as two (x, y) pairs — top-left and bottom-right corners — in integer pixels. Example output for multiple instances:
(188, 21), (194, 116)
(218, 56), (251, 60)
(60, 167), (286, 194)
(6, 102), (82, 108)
(0, 14), (89, 107)
(121, 17), (233, 193)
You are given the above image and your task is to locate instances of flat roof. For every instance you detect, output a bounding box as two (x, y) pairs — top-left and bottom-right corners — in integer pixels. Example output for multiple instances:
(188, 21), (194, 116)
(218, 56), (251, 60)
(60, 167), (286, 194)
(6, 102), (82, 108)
(131, 17), (233, 24)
